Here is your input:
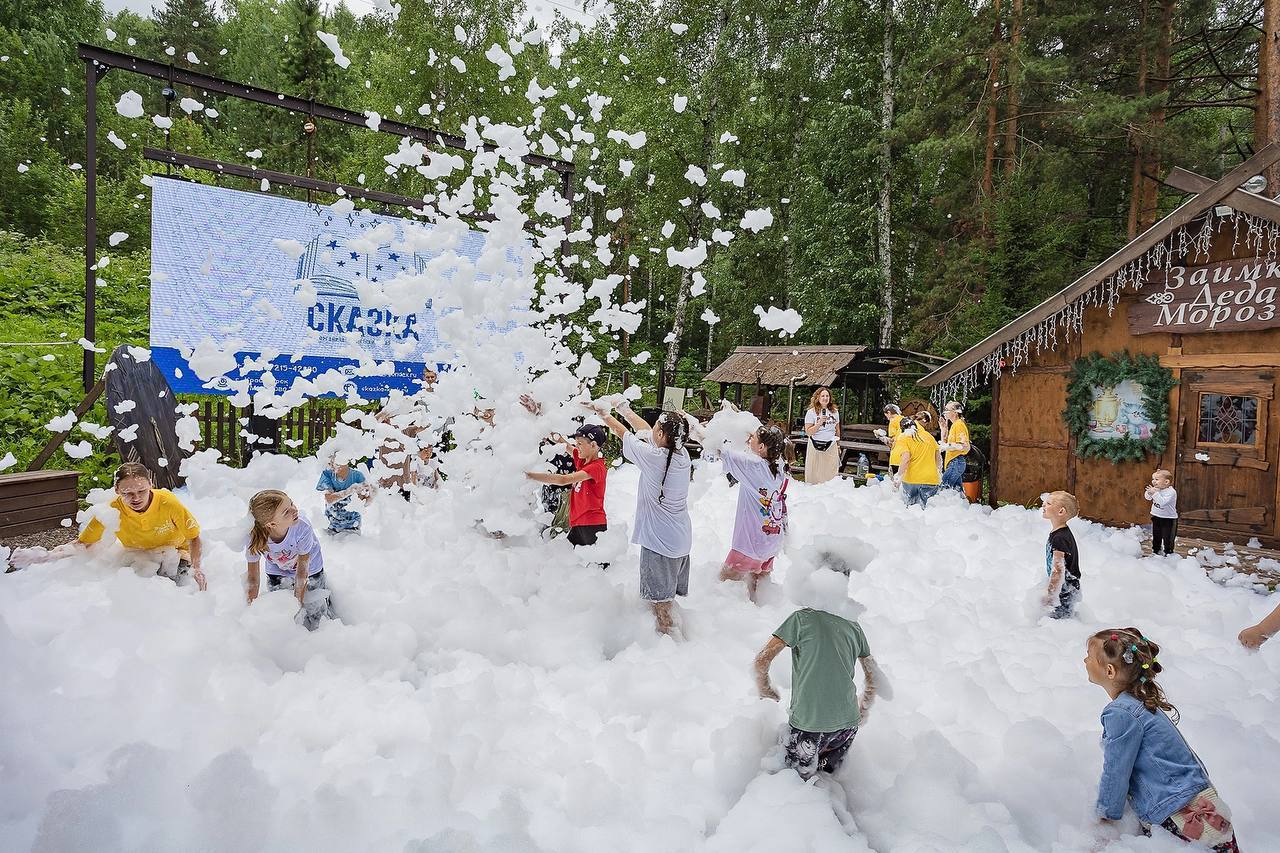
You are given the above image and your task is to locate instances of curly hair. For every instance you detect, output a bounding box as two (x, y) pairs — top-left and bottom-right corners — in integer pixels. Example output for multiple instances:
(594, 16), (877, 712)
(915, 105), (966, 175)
(1091, 627), (1178, 720)
(808, 387), (838, 414)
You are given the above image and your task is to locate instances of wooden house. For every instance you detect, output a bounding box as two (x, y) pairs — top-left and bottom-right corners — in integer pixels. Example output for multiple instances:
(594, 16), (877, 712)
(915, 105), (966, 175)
(920, 147), (1280, 547)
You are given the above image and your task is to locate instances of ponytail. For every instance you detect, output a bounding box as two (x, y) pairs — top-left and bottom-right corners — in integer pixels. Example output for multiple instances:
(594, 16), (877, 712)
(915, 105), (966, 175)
(654, 412), (689, 504)
(1092, 627), (1178, 721)
(248, 489), (288, 555)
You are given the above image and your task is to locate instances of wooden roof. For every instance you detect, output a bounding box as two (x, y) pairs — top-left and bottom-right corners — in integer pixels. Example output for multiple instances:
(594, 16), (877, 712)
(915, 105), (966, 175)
(704, 346), (944, 387)
(920, 143), (1280, 388)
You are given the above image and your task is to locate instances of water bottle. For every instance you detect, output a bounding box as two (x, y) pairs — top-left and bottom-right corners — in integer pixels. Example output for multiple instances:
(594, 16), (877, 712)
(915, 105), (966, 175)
(857, 453), (869, 479)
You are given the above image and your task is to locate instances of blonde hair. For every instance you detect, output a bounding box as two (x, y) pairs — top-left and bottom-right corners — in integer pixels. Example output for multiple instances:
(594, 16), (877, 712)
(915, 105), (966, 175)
(248, 489), (290, 556)
(114, 462), (154, 485)
(808, 387), (837, 413)
(1153, 469), (1172, 482)
(1048, 490), (1079, 518)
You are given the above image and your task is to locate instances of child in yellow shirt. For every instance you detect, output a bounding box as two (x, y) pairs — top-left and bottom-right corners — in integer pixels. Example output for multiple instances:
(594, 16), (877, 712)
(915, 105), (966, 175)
(10, 462), (206, 590)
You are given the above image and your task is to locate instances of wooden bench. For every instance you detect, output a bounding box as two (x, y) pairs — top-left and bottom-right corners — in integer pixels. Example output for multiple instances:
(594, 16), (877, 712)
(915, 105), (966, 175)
(790, 424), (894, 480)
(0, 470), (81, 538)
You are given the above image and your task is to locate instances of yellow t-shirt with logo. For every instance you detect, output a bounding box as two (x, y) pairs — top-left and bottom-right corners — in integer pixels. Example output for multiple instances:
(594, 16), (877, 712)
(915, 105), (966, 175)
(944, 419), (971, 467)
(896, 432), (941, 485)
(887, 415), (905, 465)
(79, 488), (201, 556)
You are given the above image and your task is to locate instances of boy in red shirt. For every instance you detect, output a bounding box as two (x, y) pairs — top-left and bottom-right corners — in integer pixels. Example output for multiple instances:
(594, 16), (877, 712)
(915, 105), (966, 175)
(526, 424), (609, 546)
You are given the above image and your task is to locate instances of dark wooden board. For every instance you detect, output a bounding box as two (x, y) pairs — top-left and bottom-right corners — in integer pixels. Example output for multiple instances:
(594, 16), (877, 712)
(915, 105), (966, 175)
(105, 346), (190, 489)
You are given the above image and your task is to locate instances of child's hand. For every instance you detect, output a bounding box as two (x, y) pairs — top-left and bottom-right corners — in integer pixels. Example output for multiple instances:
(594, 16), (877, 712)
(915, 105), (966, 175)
(1239, 624), (1270, 649)
(193, 566), (208, 591)
(758, 682), (780, 702)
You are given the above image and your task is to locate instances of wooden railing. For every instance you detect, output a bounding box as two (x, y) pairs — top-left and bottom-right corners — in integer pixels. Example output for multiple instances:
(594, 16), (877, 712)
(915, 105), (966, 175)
(188, 398), (341, 464)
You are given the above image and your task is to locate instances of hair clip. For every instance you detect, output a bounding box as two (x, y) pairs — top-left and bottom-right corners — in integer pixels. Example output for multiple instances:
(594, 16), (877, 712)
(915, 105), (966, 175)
(1138, 676), (1147, 683)
(1122, 649), (1135, 664)
(1110, 633), (1119, 640)
(1141, 663), (1150, 669)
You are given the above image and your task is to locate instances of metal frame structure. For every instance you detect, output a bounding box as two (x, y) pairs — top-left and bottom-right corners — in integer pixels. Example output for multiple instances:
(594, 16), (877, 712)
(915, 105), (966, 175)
(77, 42), (576, 391)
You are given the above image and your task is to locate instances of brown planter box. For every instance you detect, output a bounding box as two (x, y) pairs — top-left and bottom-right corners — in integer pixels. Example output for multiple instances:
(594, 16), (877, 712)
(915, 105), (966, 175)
(0, 470), (82, 538)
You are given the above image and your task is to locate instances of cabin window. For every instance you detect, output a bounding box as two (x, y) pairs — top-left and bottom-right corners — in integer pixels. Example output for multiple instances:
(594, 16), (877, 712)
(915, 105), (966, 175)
(1197, 394), (1259, 446)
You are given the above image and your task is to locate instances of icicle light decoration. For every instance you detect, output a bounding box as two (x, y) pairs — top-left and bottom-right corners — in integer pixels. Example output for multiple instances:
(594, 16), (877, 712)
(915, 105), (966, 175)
(932, 210), (1280, 404)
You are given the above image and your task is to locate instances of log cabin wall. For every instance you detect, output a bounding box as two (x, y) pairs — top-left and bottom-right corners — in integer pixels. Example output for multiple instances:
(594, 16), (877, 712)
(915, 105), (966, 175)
(993, 222), (1280, 546)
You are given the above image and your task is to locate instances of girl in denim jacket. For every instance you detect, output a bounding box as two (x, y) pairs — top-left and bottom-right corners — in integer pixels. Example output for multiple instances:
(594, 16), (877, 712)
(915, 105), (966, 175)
(1086, 628), (1240, 851)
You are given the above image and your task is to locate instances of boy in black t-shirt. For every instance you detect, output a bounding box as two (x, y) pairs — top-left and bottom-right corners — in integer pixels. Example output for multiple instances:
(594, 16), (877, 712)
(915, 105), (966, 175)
(1041, 490), (1081, 619)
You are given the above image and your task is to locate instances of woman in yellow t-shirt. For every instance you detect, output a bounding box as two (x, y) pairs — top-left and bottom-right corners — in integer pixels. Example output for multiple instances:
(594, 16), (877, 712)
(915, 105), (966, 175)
(939, 400), (971, 491)
(10, 462), (206, 589)
(893, 411), (942, 508)
(875, 404), (905, 477)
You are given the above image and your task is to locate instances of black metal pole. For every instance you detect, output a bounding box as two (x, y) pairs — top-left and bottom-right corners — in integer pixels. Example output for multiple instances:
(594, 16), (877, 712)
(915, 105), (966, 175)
(83, 58), (98, 393)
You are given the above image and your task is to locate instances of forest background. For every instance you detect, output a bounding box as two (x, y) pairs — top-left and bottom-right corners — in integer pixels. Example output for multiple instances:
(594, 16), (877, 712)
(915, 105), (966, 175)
(0, 0), (1268, 484)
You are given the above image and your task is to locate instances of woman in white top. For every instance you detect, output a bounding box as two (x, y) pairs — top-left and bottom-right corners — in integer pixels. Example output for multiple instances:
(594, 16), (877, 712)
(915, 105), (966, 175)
(589, 400), (692, 637)
(803, 387), (841, 485)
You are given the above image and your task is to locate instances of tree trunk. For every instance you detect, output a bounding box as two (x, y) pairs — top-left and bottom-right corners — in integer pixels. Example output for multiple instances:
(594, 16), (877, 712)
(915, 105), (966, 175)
(663, 265), (694, 385)
(1002, 0), (1022, 178)
(1141, 0), (1175, 230)
(1262, 0), (1280, 193)
(980, 0), (1003, 202)
(1127, 0), (1150, 239)
(877, 0), (895, 347)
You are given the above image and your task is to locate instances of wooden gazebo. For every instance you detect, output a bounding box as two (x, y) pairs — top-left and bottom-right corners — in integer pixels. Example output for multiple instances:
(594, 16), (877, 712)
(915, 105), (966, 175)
(704, 345), (947, 426)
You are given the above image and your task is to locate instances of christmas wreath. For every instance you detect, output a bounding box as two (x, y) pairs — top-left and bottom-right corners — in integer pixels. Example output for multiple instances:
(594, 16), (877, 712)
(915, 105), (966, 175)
(1063, 351), (1176, 463)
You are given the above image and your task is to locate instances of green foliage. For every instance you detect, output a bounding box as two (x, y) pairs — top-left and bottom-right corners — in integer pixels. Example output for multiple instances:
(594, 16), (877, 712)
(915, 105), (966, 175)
(0, 232), (150, 491)
(1064, 351), (1177, 463)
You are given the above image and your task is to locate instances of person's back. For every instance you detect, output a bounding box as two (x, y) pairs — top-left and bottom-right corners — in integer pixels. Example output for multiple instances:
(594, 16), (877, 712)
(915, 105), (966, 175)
(777, 608), (868, 733)
(757, 606), (876, 779)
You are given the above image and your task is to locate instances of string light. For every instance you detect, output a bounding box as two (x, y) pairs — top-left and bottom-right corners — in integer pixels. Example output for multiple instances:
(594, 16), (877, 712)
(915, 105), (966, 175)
(934, 211), (1280, 404)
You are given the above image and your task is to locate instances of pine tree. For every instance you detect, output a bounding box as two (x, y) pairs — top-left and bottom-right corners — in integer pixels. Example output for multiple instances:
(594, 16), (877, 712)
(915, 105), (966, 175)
(152, 0), (222, 73)
(281, 0), (337, 101)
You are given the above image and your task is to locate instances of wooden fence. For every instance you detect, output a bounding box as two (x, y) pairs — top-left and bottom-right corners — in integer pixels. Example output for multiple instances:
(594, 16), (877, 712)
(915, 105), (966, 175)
(190, 398), (342, 464)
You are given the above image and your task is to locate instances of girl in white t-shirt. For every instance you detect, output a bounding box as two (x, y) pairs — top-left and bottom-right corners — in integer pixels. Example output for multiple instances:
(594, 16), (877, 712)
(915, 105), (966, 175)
(804, 387), (841, 485)
(245, 489), (335, 631)
(589, 400), (692, 637)
(716, 425), (790, 602)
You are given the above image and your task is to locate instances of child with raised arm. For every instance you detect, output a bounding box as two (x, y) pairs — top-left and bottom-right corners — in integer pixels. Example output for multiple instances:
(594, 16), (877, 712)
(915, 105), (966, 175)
(525, 423), (609, 547)
(245, 489), (335, 631)
(11, 462), (206, 590)
(317, 455), (373, 535)
(754, 565), (878, 780)
(1042, 490), (1082, 619)
(708, 423), (790, 603)
(1145, 469), (1179, 557)
(590, 400), (691, 637)
(1086, 627), (1239, 850)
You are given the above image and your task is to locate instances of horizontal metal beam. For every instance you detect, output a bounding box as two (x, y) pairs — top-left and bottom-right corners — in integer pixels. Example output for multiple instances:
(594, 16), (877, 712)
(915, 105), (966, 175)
(79, 42), (574, 176)
(141, 147), (497, 219)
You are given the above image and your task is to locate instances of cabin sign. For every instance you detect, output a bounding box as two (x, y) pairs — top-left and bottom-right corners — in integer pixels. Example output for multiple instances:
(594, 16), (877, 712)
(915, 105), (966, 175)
(1129, 258), (1280, 335)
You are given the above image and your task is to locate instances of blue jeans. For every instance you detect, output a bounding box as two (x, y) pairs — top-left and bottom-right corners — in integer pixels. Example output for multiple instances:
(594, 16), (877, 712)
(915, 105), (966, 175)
(941, 456), (966, 490)
(903, 483), (939, 508)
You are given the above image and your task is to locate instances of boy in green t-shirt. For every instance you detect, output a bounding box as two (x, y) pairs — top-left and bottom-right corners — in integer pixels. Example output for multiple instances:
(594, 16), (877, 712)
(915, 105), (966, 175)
(755, 606), (878, 779)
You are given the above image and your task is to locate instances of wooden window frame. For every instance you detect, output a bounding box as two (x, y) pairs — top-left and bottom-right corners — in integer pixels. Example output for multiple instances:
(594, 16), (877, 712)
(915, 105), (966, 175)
(1185, 377), (1271, 469)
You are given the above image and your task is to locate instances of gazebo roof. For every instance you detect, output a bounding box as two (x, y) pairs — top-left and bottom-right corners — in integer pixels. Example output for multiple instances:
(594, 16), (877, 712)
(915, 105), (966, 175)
(704, 346), (944, 387)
